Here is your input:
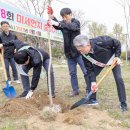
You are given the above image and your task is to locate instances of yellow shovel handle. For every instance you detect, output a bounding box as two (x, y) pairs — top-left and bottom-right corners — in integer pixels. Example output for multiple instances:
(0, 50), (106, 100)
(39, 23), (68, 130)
(97, 61), (116, 87)
(0, 49), (8, 81)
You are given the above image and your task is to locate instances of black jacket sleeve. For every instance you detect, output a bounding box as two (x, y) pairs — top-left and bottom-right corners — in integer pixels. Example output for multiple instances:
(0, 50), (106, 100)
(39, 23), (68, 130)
(31, 63), (42, 90)
(52, 17), (62, 30)
(112, 38), (121, 57)
(92, 36), (121, 57)
(82, 55), (96, 82)
(2, 40), (26, 51)
(52, 17), (80, 31)
(2, 41), (14, 47)
(101, 36), (121, 57)
(61, 20), (80, 31)
(0, 33), (17, 45)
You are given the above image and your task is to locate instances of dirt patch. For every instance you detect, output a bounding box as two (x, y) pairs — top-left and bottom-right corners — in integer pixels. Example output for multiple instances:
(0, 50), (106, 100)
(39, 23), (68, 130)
(0, 91), (129, 130)
(0, 91), (70, 118)
(26, 107), (128, 130)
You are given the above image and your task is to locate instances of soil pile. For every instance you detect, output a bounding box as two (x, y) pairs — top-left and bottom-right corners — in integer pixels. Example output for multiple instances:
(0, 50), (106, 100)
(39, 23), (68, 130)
(0, 91), (69, 118)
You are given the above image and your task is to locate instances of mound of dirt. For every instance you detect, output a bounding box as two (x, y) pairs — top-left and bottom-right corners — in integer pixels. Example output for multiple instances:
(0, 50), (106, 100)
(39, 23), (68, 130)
(0, 91), (70, 118)
(26, 107), (127, 130)
(0, 91), (128, 130)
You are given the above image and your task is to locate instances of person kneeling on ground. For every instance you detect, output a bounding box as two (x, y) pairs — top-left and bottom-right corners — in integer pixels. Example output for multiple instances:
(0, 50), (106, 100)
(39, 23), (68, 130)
(73, 34), (128, 112)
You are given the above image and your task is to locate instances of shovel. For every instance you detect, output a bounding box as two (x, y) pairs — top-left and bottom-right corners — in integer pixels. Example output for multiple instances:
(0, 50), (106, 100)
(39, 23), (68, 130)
(70, 61), (116, 110)
(0, 49), (16, 99)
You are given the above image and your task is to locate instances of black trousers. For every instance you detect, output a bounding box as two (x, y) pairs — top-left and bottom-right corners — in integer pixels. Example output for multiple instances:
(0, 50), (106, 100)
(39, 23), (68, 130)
(87, 65), (126, 103)
(4, 58), (18, 81)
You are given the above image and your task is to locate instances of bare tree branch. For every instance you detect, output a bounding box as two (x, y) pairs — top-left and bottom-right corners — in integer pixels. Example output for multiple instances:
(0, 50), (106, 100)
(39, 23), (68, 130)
(88, 22), (107, 38)
(72, 10), (88, 31)
(18, 0), (31, 13)
(10, 0), (48, 17)
(25, 0), (32, 13)
(30, 0), (38, 15)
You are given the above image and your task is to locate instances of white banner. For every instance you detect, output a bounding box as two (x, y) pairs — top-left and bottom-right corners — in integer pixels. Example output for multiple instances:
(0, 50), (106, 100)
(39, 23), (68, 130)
(0, 2), (63, 42)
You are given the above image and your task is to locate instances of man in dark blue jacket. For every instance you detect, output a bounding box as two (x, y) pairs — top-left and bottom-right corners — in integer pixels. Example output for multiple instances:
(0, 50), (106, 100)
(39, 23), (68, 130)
(0, 40), (55, 99)
(0, 21), (20, 84)
(47, 7), (88, 96)
(73, 34), (127, 112)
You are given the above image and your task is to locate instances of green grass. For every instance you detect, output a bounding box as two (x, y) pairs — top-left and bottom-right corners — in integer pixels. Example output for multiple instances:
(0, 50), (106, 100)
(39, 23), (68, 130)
(97, 65), (130, 128)
(54, 64), (130, 128)
(0, 63), (130, 129)
(120, 120), (130, 128)
(2, 123), (14, 130)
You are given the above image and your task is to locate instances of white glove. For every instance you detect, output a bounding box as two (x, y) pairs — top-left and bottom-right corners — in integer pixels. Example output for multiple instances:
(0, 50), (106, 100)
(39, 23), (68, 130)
(113, 57), (121, 65)
(26, 90), (34, 99)
(0, 44), (3, 49)
(51, 20), (59, 26)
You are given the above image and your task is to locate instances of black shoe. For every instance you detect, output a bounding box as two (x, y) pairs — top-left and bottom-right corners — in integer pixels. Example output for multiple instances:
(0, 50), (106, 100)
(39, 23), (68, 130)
(69, 91), (79, 97)
(17, 91), (28, 98)
(120, 102), (128, 112)
(84, 99), (99, 106)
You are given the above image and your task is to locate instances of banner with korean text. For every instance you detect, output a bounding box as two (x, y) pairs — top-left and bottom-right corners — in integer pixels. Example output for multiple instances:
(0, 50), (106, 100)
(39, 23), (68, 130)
(0, 2), (63, 42)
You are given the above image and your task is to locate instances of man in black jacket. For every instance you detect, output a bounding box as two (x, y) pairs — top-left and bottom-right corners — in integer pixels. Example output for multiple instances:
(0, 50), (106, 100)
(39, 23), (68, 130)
(0, 21), (20, 84)
(47, 7), (88, 96)
(73, 34), (127, 112)
(0, 40), (55, 99)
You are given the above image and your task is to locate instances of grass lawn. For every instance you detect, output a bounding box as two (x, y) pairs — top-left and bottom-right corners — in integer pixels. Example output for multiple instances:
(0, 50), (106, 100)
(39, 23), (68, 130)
(0, 62), (130, 130)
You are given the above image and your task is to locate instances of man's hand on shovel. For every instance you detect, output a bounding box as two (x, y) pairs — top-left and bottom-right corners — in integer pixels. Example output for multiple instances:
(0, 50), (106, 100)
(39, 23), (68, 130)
(113, 57), (121, 65)
(70, 61), (117, 110)
(91, 82), (98, 93)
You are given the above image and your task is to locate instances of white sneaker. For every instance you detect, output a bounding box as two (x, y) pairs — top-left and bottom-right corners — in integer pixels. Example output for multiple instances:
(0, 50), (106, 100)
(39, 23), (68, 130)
(13, 80), (21, 84)
(8, 81), (12, 85)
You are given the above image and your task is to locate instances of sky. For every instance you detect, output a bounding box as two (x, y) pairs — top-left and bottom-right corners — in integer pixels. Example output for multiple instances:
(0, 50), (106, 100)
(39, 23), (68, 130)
(51, 0), (127, 34)
(1, 0), (128, 34)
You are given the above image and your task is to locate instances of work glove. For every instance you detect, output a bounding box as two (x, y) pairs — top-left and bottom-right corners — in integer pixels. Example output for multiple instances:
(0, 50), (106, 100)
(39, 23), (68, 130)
(91, 82), (98, 93)
(47, 6), (53, 15)
(0, 44), (3, 49)
(47, 20), (59, 26)
(113, 57), (121, 65)
(26, 90), (34, 99)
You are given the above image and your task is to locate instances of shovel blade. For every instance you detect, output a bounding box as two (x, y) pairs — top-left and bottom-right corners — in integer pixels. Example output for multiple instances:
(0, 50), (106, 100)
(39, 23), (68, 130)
(70, 98), (87, 110)
(3, 80), (16, 99)
(3, 86), (16, 99)
(70, 91), (93, 110)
